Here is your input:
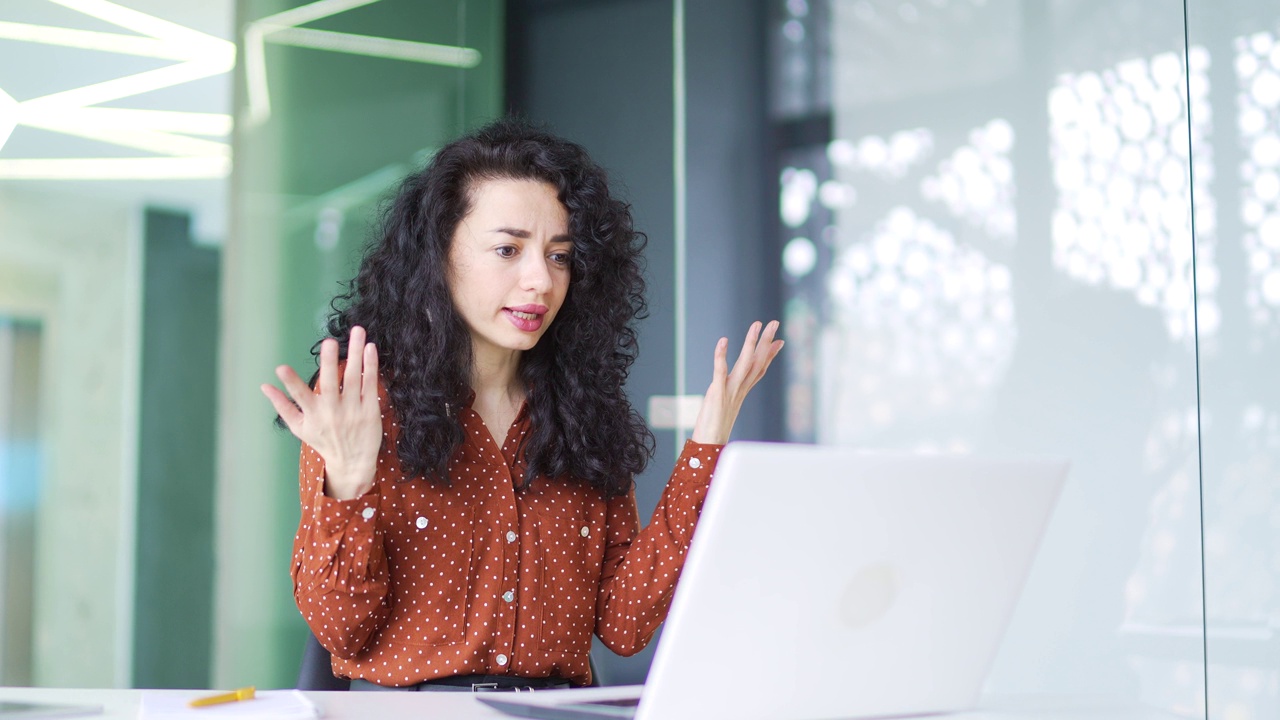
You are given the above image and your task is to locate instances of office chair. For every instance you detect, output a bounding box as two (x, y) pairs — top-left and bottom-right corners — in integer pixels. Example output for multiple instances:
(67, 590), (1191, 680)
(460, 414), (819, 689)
(297, 632), (351, 691)
(297, 631), (604, 690)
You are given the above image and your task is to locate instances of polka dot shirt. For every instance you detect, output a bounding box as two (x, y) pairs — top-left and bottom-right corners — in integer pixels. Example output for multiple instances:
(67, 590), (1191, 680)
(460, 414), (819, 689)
(290, 384), (721, 688)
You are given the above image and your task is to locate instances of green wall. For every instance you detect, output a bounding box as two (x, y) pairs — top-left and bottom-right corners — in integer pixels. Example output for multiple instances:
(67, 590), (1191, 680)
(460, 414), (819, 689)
(133, 209), (220, 688)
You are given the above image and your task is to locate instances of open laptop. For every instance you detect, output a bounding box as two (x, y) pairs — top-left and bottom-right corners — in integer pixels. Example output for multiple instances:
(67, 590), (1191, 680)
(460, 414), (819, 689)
(480, 442), (1067, 720)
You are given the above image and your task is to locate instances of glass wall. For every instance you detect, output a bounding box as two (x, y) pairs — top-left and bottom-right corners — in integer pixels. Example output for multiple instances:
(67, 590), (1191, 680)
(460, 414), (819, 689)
(748, 0), (1233, 714)
(0, 0), (232, 688)
(0, 0), (503, 690)
(1186, 2), (1280, 719)
(218, 0), (502, 689)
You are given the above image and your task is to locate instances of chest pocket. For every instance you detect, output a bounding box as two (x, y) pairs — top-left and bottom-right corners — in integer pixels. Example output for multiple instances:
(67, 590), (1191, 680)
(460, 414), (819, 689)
(537, 510), (605, 652)
(383, 499), (476, 647)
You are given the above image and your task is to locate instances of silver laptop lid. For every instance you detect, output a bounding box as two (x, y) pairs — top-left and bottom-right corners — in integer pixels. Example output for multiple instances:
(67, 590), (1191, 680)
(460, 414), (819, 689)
(638, 443), (1067, 720)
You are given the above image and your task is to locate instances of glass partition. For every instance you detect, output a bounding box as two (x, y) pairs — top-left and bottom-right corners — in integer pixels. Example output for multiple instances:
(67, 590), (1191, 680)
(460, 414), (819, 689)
(1187, 2), (1280, 719)
(758, 0), (1208, 712)
(0, 0), (232, 688)
(218, 0), (502, 689)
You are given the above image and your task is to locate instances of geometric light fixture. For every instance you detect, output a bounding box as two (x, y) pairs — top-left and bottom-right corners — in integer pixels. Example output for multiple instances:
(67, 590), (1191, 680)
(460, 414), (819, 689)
(0, 0), (484, 179)
(0, 0), (235, 180)
(243, 0), (482, 126)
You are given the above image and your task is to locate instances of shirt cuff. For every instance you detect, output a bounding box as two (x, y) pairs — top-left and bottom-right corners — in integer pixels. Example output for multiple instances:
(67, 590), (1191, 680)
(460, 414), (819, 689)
(311, 484), (380, 542)
(673, 440), (723, 488)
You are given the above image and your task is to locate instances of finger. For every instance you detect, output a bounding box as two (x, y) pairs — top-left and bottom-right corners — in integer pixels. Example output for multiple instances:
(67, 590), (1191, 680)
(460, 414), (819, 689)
(261, 383), (305, 431)
(750, 321), (782, 369)
(361, 341), (380, 401)
(343, 326), (365, 395)
(275, 364), (316, 411)
(318, 338), (339, 398)
(750, 338), (785, 384)
(712, 337), (729, 381)
(730, 322), (762, 380)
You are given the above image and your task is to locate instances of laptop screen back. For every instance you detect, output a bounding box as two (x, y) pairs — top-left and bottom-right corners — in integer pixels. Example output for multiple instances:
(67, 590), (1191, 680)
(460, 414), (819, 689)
(637, 443), (1066, 720)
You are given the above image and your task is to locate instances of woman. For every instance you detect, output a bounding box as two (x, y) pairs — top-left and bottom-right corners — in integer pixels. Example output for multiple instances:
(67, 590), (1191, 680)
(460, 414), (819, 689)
(261, 119), (782, 690)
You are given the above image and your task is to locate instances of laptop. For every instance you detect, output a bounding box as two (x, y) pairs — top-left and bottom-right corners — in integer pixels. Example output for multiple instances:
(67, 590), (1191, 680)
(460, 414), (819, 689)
(479, 442), (1067, 720)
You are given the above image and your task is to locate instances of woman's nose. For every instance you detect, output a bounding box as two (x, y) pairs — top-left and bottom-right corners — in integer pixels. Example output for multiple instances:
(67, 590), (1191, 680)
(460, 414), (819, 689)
(521, 254), (552, 292)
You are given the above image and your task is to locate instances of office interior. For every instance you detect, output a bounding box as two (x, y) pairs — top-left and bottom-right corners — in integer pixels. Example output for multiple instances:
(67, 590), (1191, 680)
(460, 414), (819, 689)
(0, 0), (1276, 716)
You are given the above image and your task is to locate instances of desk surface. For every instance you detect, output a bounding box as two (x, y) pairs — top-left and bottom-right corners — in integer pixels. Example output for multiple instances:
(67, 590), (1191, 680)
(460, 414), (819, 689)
(0, 687), (1188, 720)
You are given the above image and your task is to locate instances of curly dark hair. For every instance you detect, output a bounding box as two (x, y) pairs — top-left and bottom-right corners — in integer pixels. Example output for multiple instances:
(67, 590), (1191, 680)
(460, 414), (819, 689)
(316, 118), (654, 497)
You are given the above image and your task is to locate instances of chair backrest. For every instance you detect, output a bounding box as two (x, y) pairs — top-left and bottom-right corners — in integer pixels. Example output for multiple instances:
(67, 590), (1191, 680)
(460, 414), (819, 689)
(297, 632), (351, 691)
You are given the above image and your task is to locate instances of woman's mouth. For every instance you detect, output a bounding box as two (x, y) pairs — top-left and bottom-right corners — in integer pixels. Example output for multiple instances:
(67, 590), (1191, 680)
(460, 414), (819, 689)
(504, 305), (548, 332)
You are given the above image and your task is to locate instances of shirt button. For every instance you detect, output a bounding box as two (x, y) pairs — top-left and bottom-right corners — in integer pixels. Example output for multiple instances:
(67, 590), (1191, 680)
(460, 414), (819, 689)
(580, 526), (590, 537)
(690, 457), (702, 469)
(361, 508), (375, 520)
(416, 517), (428, 529)
(502, 590), (515, 603)
(506, 531), (518, 543)
(496, 654), (508, 666)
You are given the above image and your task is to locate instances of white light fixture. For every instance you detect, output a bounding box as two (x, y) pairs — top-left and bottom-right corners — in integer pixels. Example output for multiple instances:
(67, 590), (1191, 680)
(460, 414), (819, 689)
(0, 157), (229, 180)
(0, 88), (16, 153)
(0, 20), (194, 60)
(243, 0), (483, 125)
(268, 27), (481, 67)
(0, 0), (235, 180)
(46, 108), (232, 137)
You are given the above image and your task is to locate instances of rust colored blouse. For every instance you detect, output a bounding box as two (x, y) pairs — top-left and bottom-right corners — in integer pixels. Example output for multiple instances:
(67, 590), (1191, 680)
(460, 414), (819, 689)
(290, 386), (722, 687)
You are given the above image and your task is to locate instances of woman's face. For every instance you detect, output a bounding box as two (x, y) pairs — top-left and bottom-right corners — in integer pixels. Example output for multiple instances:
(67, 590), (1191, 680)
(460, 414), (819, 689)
(448, 177), (572, 365)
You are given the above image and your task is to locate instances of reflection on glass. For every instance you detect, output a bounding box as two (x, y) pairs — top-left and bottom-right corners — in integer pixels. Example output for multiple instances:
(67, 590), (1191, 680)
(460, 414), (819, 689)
(775, 0), (1206, 713)
(0, 0), (232, 688)
(1192, 4), (1280, 719)
(1049, 49), (1216, 341)
(1239, 30), (1280, 322)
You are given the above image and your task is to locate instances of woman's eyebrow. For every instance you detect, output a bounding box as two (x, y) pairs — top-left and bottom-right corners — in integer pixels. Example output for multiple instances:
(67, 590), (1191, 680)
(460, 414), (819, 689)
(491, 226), (531, 238)
(491, 227), (573, 244)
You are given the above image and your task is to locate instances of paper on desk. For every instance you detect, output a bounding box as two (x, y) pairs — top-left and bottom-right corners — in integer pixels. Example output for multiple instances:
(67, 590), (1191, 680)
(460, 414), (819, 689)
(137, 690), (319, 720)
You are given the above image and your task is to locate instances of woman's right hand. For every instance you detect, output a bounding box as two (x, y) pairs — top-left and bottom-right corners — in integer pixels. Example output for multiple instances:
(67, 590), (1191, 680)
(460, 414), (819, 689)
(261, 325), (383, 501)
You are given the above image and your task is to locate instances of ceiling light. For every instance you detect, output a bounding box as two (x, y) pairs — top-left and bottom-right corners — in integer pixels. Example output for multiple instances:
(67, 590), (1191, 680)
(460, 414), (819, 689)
(44, 108), (231, 137)
(0, 21), (193, 59)
(49, 0), (232, 54)
(21, 57), (233, 113)
(0, 89), (16, 152)
(20, 112), (229, 157)
(243, 0), (382, 125)
(267, 27), (480, 67)
(0, 157), (229, 180)
(0, 0), (234, 180)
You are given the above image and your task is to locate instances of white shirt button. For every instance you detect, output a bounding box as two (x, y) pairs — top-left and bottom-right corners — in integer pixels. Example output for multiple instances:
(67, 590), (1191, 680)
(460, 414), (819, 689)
(580, 526), (590, 537)
(416, 516), (428, 529)
(689, 457), (702, 469)
(361, 508), (375, 520)
(496, 654), (508, 666)
(502, 590), (515, 603)
(506, 531), (518, 543)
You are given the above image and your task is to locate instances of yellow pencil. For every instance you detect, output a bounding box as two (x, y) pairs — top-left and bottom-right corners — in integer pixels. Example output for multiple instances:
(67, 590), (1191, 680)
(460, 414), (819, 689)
(189, 686), (256, 708)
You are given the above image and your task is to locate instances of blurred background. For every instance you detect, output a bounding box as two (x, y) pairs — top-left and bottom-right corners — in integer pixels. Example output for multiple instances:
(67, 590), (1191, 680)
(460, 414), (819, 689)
(0, 0), (1277, 718)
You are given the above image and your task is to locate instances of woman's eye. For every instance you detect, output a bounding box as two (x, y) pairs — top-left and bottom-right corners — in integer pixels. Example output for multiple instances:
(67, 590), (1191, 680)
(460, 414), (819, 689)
(496, 246), (517, 259)
(550, 252), (572, 265)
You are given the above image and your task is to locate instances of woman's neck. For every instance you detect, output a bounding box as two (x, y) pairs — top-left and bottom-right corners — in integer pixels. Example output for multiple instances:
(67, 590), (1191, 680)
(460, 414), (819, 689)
(469, 347), (525, 443)
(470, 345), (522, 399)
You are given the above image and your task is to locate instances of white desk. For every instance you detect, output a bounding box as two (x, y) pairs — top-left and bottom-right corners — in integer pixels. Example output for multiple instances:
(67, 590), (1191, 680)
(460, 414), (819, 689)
(0, 687), (1189, 720)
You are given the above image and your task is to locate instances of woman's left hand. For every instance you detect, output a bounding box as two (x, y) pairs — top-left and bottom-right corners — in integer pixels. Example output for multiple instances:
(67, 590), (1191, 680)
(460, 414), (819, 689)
(690, 320), (785, 445)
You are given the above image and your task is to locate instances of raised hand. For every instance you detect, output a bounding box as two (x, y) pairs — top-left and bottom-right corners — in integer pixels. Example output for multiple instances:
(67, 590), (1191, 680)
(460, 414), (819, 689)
(260, 325), (383, 500)
(690, 320), (784, 445)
